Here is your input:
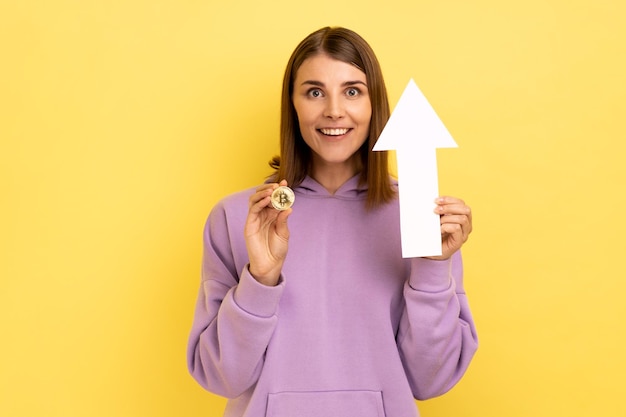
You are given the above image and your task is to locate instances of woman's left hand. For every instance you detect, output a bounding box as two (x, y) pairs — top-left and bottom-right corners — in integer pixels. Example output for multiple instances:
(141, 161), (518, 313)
(426, 196), (473, 260)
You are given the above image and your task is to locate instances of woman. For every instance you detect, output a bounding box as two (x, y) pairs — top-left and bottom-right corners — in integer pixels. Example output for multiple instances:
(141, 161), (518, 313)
(188, 26), (478, 417)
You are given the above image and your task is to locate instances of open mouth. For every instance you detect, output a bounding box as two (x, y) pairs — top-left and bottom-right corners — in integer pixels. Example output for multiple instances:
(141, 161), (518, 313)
(319, 128), (350, 136)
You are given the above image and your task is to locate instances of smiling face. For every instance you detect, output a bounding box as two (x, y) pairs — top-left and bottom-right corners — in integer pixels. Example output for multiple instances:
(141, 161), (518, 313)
(292, 54), (372, 178)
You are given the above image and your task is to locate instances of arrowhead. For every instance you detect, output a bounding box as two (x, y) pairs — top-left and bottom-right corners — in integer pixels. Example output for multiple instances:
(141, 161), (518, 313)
(373, 79), (457, 151)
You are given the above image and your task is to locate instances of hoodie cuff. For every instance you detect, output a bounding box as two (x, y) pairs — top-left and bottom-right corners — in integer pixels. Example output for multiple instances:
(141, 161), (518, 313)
(408, 257), (453, 293)
(233, 265), (285, 318)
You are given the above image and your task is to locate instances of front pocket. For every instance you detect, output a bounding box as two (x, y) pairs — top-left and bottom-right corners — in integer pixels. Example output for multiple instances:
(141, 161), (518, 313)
(266, 390), (386, 417)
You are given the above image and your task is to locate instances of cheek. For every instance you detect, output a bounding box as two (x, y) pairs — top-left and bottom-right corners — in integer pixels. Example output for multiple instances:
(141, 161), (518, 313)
(297, 116), (316, 140)
(293, 102), (315, 129)
(360, 112), (372, 131)
(295, 113), (316, 145)
(358, 101), (373, 125)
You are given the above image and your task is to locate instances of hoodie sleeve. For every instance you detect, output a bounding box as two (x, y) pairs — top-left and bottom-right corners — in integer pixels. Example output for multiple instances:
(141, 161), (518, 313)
(187, 201), (284, 398)
(397, 250), (478, 400)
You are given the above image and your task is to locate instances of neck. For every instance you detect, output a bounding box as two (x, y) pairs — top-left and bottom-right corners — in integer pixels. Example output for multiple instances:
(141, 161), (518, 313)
(309, 157), (361, 194)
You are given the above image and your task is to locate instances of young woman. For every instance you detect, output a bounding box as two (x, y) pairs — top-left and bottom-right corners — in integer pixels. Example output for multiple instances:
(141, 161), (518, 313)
(187, 26), (478, 417)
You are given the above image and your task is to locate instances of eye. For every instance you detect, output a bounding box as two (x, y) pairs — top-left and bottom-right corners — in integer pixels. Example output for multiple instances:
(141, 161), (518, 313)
(307, 88), (323, 98)
(346, 87), (360, 97)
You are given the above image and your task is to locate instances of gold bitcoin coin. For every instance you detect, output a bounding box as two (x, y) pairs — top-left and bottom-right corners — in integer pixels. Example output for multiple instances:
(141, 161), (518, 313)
(270, 186), (295, 210)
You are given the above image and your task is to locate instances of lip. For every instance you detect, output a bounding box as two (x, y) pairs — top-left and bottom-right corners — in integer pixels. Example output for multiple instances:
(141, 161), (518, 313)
(317, 127), (352, 137)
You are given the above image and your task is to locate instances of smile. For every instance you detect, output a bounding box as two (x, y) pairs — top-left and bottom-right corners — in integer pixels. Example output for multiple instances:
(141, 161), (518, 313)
(319, 128), (350, 136)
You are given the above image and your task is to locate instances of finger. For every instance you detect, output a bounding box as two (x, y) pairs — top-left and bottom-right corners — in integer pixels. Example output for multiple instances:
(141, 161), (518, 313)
(439, 214), (467, 223)
(435, 196), (465, 206)
(252, 180), (290, 201)
(439, 213), (471, 226)
(249, 182), (279, 206)
(255, 181), (281, 192)
(435, 202), (470, 215)
(440, 223), (464, 247)
(249, 192), (270, 211)
(274, 208), (292, 240)
(440, 212), (472, 233)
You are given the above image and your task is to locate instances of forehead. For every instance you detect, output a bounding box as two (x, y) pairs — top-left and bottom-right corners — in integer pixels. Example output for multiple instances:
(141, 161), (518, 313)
(295, 54), (367, 83)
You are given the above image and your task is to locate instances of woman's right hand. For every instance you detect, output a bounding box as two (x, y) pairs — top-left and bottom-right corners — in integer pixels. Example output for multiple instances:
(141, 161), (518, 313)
(244, 180), (293, 286)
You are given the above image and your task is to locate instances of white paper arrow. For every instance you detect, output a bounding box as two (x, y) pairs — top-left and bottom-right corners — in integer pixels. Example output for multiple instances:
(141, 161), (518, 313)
(373, 79), (457, 258)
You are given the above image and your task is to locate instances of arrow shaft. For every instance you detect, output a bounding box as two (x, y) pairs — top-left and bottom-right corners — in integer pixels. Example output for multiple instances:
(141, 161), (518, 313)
(396, 150), (442, 258)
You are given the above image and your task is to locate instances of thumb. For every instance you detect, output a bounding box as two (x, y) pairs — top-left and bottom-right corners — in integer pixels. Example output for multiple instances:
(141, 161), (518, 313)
(274, 208), (292, 240)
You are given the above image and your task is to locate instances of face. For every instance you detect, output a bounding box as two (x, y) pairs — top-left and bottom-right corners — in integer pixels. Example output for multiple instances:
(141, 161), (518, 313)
(292, 54), (372, 173)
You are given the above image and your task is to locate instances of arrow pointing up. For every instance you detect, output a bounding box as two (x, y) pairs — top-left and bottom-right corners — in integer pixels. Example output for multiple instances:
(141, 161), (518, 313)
(373, 79), (457, 258)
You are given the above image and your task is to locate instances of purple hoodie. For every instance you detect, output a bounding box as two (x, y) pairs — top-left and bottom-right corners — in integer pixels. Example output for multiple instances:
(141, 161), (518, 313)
(188, 175), (478, 417)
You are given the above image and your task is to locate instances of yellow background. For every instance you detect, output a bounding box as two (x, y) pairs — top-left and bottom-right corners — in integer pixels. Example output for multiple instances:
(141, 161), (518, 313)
(1, 0), (625, 416)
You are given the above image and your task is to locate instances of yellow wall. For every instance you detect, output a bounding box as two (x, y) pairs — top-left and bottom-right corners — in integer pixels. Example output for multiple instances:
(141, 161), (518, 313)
(1, 0), (625, 416)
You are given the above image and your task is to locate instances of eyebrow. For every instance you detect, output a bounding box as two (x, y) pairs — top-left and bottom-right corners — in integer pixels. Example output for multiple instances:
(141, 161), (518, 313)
(300, 80), (368, 88)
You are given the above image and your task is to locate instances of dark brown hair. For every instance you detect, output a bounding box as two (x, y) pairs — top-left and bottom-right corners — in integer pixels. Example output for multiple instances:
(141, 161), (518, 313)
(270, 26), (395, 208)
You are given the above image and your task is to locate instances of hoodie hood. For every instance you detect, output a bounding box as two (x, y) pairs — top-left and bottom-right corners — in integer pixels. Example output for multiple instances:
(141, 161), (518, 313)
(295, 174), (368, 200)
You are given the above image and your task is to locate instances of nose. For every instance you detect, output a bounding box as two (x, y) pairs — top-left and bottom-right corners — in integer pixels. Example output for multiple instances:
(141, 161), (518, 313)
(323, 95), (344, 119)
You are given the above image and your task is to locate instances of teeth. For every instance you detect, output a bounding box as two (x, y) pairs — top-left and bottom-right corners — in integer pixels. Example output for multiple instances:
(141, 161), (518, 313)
(320, 128), (349, 136)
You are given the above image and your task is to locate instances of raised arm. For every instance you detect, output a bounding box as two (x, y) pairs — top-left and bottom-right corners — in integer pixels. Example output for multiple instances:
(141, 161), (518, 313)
(187, 185), (291, 398)
(397, 252), (478, 400)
